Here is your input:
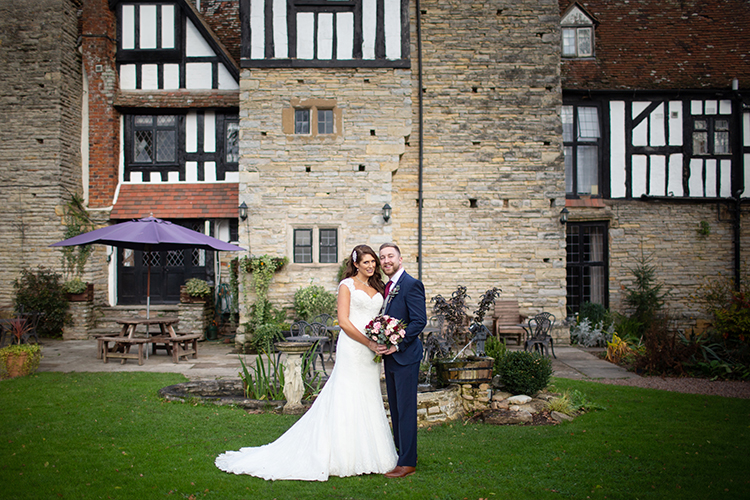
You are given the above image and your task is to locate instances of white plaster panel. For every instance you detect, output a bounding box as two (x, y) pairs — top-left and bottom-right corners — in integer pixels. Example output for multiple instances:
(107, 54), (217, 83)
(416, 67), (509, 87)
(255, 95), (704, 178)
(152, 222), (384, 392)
(251, 0), (265, 59)
(317, 13), (334, 59)
(119, 65), (136, 90)
(649, 103), (665, 147)
(609, 101), (626, 198)
(204, 111), (216, 153)
(668, 101), (682, 146)
(225, 171), (239, 182)
(140, 5), (157, 49)
(688, 158), (704, 196)
(705, 100), (717, 115)
(297, 13), (315, 59)
(141, 64), (158, 90)
(218, 64), (238, 90)
(162, 5), (175, 48)
(632, 102), (649, 146)
(363, 0), (376, 59)
(632, 155), (647, 197)
(649, 155), (666, 196)
(273, 0), (288, 58)
(744, 112), (750, 146)
(122, 5), (135, 49)
(217, 220), (230, 242)
(744, 154), (750, 196)
(691, 101), (703, 115)
(186, 112), (198, 153)
(705, 159), (717, 197)
(720, 159), (732, 197)
(186, 63), (213, 89)
(384, 0), (401, 60)
(186, 19), (215, 57)
(163, 64), (179, 89)
(204, 162), (217, 182)
(337, 12), (354, 59)
(186, 161), (198, 182)
(149, 171), (162, 183)
(719, 100), (732, 115)
(667, 154), (684, 197)
(130, 171), (143, 183)
(168, 171), (180, 183)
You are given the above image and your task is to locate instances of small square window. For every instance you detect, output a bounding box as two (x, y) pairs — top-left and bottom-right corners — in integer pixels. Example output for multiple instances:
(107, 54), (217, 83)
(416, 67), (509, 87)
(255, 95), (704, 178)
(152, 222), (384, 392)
(295, 109), (310, 134)
(318, 109), (334, 134)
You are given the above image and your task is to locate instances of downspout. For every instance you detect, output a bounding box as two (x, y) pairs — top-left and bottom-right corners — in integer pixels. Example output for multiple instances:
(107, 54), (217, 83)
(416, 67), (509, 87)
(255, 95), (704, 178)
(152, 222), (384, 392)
(416, 0), (424, 280)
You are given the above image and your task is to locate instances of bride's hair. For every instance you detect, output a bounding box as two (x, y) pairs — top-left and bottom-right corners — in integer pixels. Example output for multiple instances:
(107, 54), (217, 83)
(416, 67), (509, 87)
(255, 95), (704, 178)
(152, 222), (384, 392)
(344, 245), (385, 294)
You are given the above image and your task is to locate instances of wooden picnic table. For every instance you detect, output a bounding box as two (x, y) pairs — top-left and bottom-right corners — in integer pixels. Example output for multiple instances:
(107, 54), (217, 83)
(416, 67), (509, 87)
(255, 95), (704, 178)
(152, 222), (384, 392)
(98, 317), (200, 365)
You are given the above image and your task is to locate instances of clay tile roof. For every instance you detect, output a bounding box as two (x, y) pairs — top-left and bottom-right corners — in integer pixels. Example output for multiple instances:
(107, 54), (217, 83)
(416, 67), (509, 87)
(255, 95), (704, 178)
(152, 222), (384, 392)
(561, 0), (750, 90)
(114, 90), (239, 109)
(111, 183), (239, 220)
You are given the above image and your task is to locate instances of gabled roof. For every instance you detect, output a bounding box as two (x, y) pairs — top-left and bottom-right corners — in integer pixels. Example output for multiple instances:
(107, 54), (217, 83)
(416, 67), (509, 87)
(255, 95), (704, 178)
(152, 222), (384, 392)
(110, 0), (239, 80)
(561, 0), (750, 91)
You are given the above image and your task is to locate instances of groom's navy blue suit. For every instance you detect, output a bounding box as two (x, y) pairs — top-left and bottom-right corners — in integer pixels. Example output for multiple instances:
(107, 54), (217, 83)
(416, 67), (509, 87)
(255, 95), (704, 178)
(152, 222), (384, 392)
(383, 271), (427, 468)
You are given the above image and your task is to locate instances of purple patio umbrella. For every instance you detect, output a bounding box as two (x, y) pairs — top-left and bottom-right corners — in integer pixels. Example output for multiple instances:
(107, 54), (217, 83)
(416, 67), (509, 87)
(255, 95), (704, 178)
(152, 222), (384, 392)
(51, 216), (244, 319)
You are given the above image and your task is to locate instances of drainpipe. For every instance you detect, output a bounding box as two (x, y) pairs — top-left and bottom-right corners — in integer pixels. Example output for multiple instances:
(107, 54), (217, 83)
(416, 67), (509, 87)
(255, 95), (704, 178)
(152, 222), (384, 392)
(416, 0), (424, 280)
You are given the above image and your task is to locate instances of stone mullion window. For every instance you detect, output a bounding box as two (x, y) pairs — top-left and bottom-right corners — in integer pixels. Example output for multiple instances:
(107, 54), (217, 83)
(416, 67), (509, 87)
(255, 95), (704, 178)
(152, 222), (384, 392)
(293, 227), (339, 264)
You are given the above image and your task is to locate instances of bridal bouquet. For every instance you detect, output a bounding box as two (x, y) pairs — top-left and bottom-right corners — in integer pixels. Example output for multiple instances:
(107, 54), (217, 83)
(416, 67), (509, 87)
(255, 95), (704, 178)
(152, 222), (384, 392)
(365, 314), (407, 363)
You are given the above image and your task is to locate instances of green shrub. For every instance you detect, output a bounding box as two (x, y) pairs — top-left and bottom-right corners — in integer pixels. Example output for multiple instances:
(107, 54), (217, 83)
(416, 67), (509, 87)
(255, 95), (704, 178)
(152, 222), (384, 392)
(185, 278), (211, 298)
(484, 335), (507, 376)
(63, 277), (88, 295)
(713, 292), (750, 345)
(13, 267), (71, 338)
(293, 285), (336, 321)
(579, 302), (608, 326)
(253, 323), (284, 354)
(496, 350), (553, 395)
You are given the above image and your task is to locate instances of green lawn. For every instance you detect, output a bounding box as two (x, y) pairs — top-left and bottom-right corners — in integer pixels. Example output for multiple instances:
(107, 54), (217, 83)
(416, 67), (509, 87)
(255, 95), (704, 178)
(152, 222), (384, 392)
(1, 372), (749, 499)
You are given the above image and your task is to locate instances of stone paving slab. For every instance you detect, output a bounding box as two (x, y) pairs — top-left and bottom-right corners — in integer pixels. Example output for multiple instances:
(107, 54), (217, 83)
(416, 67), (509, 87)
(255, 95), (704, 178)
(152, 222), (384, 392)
(34, 338), (640, 381)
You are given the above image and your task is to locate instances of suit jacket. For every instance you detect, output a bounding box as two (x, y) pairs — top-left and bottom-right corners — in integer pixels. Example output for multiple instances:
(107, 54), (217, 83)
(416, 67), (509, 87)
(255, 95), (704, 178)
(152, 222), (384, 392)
(384, 271), (427, 366)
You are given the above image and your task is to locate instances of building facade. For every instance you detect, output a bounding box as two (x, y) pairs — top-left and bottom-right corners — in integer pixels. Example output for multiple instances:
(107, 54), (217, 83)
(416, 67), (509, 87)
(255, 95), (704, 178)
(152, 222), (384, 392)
(1, 0), (748, 337)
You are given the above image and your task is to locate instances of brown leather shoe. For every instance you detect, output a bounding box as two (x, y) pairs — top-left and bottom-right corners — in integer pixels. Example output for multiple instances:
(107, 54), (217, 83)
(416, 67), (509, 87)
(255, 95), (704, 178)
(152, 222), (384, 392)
(384, 466), (416, 478)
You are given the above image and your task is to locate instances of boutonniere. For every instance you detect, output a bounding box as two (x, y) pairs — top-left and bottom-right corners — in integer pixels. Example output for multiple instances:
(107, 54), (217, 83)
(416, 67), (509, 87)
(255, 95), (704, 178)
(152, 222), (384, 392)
(388, 285), (400, 298)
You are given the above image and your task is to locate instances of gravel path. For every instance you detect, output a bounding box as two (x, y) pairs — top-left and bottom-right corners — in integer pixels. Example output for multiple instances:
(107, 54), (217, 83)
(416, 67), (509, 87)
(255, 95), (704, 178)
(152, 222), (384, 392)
(590, 376), (750, 399)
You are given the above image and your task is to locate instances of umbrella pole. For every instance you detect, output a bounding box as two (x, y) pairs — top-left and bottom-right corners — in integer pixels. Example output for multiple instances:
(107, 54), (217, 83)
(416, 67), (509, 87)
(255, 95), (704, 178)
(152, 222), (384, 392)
(146, 255), (151, 359)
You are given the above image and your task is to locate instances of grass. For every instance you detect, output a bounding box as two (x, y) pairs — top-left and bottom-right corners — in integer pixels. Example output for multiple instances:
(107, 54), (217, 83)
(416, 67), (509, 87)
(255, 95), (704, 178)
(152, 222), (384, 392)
(1, 372), (749, 499)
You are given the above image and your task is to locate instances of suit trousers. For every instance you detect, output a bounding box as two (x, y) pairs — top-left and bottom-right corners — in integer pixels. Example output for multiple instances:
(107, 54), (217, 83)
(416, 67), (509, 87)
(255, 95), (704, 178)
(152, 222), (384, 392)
(383, 356), (419, 467)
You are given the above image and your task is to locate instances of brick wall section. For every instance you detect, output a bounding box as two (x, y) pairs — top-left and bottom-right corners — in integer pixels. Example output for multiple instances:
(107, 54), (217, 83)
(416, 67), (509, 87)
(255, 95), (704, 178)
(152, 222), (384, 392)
(81, 0), (119, 208)
(238, 0), (566, 324)
(199, 0), (241, 65)
(0, 0), (84, 307)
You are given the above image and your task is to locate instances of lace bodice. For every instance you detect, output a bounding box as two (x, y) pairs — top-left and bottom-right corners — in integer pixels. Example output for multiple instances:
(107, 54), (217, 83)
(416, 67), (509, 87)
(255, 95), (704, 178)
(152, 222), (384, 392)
(339, 278), (384, 333)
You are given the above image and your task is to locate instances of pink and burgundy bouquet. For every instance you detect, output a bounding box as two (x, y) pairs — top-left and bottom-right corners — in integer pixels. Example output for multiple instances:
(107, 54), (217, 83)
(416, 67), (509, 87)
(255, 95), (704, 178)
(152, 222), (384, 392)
(365, 314), (407, 363)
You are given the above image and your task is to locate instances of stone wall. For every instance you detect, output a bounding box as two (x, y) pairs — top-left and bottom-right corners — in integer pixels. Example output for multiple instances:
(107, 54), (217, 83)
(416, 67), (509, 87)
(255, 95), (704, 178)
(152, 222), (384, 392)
(0, 0), (84, 307)
(604, 199), (748, 332)
(238, 0), (566, 325)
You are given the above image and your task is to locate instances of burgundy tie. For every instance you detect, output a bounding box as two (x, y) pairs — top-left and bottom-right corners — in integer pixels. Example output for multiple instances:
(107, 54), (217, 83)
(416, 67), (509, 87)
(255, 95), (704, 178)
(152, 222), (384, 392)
(385, 281), (393, 298)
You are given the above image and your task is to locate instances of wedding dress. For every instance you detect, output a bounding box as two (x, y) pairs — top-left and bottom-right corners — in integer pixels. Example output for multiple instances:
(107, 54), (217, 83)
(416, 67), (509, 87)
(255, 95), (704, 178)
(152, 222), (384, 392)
(215, 278), (398, 480)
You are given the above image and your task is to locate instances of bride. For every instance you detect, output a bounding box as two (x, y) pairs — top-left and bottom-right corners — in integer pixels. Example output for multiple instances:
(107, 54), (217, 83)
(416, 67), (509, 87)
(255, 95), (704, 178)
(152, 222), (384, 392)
(215, 245), (398, 480)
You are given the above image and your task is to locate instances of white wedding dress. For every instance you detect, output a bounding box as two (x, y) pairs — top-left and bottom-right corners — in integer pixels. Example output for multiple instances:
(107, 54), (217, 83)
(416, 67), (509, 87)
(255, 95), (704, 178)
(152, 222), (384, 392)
(215, 278), (398, 481)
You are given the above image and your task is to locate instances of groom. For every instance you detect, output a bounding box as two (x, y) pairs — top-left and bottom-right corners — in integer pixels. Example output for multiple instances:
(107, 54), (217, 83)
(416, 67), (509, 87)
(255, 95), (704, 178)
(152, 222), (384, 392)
(378, 243), (427, 478)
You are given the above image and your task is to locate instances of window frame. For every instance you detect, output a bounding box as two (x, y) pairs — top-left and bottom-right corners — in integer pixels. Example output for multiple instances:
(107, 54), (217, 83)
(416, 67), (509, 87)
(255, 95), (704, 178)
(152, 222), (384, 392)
(691, 116), (732, 157)
(291, 227), (340, 265)
(566, 221), (609, 318)
(563, 103), (604, 197)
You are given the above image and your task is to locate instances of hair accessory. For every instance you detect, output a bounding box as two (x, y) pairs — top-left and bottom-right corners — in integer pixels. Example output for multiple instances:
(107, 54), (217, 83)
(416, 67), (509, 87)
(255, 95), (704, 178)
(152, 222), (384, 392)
(352, 250), (358, 262)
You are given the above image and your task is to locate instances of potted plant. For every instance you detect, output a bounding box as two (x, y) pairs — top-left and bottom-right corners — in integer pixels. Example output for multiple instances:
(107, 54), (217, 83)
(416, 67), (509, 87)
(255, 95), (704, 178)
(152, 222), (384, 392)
(427, 286), (501, 386)
(0, 318), (42, 379)
(64, 277), (93, 302)
(181, 278), (212, 303)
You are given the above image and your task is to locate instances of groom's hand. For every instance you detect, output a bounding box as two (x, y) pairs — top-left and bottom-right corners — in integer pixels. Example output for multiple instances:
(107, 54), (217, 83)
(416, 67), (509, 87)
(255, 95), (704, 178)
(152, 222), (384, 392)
(382, 345), (397, 356)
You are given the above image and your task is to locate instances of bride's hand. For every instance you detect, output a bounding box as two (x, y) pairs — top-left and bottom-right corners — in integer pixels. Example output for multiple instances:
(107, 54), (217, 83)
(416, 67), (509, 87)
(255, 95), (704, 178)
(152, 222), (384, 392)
(368, 340), (380, 353)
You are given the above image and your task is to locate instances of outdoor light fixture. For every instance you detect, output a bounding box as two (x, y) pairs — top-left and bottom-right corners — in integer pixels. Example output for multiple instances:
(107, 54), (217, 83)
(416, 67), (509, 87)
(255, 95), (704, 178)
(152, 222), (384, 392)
(382, 203), (392, 223)
(239, 201), (248, 221)
(559, 207), (569, 225)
